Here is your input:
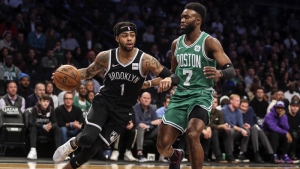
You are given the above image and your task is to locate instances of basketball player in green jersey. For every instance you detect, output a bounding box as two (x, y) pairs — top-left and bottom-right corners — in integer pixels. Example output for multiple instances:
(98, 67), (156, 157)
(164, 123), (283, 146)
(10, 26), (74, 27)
(143, 2), (236, 169)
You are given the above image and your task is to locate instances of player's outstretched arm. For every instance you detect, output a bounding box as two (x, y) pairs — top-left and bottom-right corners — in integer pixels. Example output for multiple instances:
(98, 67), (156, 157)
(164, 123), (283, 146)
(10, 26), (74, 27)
(78, 51), (109, 80)
(203, 37), (236, 80)
(141, 54), (180, 92)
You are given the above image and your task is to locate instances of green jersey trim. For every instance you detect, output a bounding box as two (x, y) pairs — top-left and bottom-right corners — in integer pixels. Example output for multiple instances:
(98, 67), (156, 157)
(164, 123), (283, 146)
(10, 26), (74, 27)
(182, 32), (204, 48)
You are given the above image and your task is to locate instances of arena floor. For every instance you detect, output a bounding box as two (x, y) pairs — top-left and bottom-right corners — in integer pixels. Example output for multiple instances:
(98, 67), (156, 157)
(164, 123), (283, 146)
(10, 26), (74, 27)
(0, 158), (299, 169)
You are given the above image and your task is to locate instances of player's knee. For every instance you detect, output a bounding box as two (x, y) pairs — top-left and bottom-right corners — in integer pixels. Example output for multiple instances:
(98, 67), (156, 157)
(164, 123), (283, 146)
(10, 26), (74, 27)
(156, 138), (169, 152)
(76, 135), (94, 147)
(186, 131), (200, 141)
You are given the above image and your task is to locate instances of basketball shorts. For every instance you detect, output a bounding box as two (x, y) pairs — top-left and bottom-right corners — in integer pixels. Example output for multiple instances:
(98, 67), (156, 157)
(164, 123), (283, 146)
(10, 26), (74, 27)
(162, 89), (214, 134)
(85, 93), (133, 147)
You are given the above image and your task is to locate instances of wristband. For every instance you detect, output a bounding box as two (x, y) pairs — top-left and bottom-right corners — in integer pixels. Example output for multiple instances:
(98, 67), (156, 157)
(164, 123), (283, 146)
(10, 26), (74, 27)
(70, 122), (73, 128)
(148, 80), (152, 87)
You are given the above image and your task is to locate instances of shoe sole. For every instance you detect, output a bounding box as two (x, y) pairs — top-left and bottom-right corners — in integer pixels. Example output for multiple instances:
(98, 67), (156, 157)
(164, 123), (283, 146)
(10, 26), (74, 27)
(124, 157), (137, 161)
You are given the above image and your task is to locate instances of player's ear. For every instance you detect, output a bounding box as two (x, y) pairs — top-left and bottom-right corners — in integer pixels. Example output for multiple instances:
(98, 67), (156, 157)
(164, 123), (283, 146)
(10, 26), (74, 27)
(197, 17), (201, 25)
(115, 36), (119, 43)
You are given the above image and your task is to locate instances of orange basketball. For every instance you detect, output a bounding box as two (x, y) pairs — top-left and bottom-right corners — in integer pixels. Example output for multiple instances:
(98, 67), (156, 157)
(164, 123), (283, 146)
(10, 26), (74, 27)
(53, 65), (81, 91)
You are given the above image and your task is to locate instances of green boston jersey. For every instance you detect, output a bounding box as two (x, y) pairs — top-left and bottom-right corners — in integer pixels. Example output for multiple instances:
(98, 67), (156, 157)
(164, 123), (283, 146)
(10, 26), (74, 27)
(174, 32), (216, 90)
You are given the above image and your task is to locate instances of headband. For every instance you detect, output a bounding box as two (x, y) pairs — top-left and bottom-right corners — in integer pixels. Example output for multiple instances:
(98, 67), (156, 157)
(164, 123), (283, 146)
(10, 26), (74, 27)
(116, 26), (137, 36)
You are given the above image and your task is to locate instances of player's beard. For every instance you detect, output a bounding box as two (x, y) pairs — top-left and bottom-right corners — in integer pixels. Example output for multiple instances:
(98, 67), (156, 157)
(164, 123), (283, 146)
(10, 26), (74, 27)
(120, 43), (134, 52)
(180, 22), (196, 35)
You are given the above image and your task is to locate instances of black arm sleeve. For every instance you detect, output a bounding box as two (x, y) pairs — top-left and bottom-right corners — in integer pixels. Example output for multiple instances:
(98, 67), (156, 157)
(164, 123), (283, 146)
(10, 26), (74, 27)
(220, 64), (236, 80)
(158, 67), (180, 86)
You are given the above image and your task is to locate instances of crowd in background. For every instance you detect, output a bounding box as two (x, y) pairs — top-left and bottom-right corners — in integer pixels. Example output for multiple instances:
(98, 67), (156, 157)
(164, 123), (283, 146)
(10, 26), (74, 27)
(1, 0), (300, 164)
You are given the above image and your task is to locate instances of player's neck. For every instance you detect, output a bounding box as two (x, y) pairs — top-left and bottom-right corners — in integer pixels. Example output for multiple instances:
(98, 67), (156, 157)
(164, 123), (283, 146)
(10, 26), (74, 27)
(185, 30), (201, 43)
(118, 48), (137, 59)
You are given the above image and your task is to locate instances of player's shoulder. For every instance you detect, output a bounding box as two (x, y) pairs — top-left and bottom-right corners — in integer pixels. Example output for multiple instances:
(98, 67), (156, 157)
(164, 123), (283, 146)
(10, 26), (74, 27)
(172, 37), (181, 46)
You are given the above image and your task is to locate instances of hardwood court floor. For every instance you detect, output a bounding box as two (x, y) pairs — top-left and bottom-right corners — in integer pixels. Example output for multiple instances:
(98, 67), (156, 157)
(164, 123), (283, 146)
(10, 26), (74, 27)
(0, 163), (299, 169)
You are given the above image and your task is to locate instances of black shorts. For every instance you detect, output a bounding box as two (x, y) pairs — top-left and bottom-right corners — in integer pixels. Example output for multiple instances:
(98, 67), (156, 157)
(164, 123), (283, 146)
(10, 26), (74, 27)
(188, 106), (209, 126)
(85, 93), (133, 147)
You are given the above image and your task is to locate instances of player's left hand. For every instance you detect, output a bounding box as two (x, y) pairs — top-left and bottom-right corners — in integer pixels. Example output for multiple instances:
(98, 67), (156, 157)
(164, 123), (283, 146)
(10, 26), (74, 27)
(142, 81), (150, 89)
(158, 77), (172, 93)
(203, 66), (222, 80)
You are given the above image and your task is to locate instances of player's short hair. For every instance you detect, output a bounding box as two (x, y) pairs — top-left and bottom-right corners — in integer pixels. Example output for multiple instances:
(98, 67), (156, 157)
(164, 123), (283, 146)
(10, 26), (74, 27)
(185, 2), (206, 23)
(113, 22), (137, 37)
(39, 94), (51, 101)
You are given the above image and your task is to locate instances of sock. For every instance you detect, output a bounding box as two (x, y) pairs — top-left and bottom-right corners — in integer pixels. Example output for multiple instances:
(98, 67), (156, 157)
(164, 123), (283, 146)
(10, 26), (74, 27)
(126, 149), (130, 153)
(169, 150), (179, 162)
(70, 140), (78, 150)
(31, 147), (36, 151)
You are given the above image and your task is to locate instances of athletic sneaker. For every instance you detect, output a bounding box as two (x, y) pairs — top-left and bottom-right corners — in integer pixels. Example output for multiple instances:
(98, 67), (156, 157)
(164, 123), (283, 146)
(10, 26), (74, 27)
(168, 149), (184, 169)
(283, 155), (293, 164)
(110, 150), (119, 161)
(124, 150), (137, 161)
(53, 137), (77, 163)
(27, 148), (37, 159)
(137, 154), (148, 162)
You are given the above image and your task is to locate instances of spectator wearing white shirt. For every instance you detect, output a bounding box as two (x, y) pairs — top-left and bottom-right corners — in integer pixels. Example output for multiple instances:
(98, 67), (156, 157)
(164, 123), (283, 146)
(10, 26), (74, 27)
(142, 25), (155, 43)
(283, 34), (298, 49)
(284, 82), (300, 102)
(211, 16), (223, 32)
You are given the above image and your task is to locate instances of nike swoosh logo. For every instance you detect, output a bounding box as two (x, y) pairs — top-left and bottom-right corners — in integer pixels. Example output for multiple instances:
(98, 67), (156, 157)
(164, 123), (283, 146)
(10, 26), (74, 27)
(75, 161), (80, 166)
(178, 47), (183, 50)
(129, 112), (133, 115)
(112, 64), (119, 67)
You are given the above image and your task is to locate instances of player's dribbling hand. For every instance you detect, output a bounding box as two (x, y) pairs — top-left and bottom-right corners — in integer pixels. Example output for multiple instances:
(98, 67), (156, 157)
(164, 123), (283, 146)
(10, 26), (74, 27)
(142, 81), (150, 89)
(158, 77), (172, 93)
(203, 66), (222, 80)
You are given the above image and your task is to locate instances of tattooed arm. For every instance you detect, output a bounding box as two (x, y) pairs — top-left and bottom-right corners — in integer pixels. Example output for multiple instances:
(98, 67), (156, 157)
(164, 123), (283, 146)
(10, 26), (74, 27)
(141, 54), (179, 92)
(78, 51), (109, 80)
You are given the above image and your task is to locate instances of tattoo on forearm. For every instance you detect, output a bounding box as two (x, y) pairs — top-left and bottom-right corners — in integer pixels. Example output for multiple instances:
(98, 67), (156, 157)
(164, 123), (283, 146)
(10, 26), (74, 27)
(143, 55), (161, 69)
(79, 52), (108, 80)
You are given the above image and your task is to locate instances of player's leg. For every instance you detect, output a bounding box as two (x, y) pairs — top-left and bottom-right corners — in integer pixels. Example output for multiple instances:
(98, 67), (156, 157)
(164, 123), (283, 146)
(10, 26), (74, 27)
(186, 106), (208, 169)
(63, 136), (104, 169)
(156, 124), (182, 164)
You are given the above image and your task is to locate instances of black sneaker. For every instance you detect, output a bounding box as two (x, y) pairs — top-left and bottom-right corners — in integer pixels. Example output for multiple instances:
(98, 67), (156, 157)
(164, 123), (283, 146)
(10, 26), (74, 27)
(254, 154), (264, 163)
(227, 155), (238, 163)
(168, 149), (184, 169)
(238, 154), (249, 163)
(137, 154), (147, 162)
(290, 153), (298, 160)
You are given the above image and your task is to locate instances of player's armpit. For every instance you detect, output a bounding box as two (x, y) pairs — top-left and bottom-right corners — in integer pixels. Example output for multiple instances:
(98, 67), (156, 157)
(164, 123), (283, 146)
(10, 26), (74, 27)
(78, 51), (109, 80)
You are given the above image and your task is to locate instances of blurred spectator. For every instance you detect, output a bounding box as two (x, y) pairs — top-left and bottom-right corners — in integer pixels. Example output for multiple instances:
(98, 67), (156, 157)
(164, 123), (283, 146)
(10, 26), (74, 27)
(262, 101), (293, 163)
(267, 90), (278, 113)
(17, 73), (33, 99)
(12, 33), (29, 55)
(45, 81), (58, 109)
(286, 100), (300, 161)
(222, 94), (250, 163)
(81, 50), (95, 68)
(0, 16), (18, 38)
(142, 25), (155, 43)
(133, 92), (160, 162)
(61, 50), (79, 68)
(28, 22), (46, 50)
(0, 31), (14, 51)
(27, 94), (61, 159)
(61, 31), (79, 51)
(26, 83), (54, 108)
(0, 81), (25, 112)
(55, 92), (83, 145)
(40, 50), (58, 80)
(52, 41), (64, 63)
(72, 47), (84, 63)
(216, 95), (229, 111)
(0, 55), (21, 82)
(85, 91), (95, 103)
(283, 34), (297, 49)
(249, 87), (269, 119)
(110, 117), (137, 161)
(284, 82), (300, 102)
(156, 95), (170, 119)
(209, 97), (230, 163)
(45, 28), (58, 50)
(244, 67), (261, 89)
(240, 99), (274, 163)
(73, 84), (90, 113)
(0, 47), (9, 63)
(80, 30), (97, 55)
(13, 52), (26, 72)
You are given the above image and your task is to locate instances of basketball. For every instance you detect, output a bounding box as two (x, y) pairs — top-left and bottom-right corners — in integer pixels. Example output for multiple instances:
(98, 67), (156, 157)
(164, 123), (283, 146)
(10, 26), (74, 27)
(53, 65), (81, 91)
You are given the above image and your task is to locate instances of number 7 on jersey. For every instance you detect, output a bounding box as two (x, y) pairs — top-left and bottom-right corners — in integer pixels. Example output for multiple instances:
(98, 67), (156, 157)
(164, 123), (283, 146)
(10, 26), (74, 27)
(183, 69), (192, 86)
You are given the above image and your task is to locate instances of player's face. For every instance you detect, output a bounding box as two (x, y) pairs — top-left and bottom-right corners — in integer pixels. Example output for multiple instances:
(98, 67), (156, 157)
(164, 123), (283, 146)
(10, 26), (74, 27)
(239, 102), (249, 113)
(39, 99), (50, 110)
(19, 77), (30, 87)
(116, 31), (136, 52)
(180, 9), (200, 34)
(7, 82), (17, 96)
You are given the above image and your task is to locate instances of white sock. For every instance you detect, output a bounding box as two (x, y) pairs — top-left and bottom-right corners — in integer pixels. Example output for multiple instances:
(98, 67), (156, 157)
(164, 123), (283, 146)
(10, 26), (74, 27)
(31, 147), (36, 151)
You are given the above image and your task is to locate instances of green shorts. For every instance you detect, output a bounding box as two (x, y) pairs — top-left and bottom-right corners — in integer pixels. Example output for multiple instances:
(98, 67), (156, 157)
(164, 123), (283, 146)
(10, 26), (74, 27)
(162, 89), (214, 134)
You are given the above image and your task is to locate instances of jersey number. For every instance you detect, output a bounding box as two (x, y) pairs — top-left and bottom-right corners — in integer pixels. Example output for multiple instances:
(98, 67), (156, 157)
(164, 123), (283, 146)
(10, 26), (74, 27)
(120, 84), (125, 96)
(183, 69), (193, 86)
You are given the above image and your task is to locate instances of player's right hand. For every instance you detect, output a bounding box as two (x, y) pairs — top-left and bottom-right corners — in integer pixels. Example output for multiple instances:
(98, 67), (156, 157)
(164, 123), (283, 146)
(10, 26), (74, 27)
(158, 77), (172, 93)
(51, 73), (55, 83)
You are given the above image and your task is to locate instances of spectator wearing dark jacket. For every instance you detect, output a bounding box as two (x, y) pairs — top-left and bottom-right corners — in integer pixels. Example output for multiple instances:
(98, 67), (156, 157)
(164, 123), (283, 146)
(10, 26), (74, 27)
(27, 94), (61, 160)
(262, 101), (293, 163)
(133, 92), (160, 162)
(286, 100), (300, 160)
(249, 87), (269, 118)
(240, 99), (275, 163)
